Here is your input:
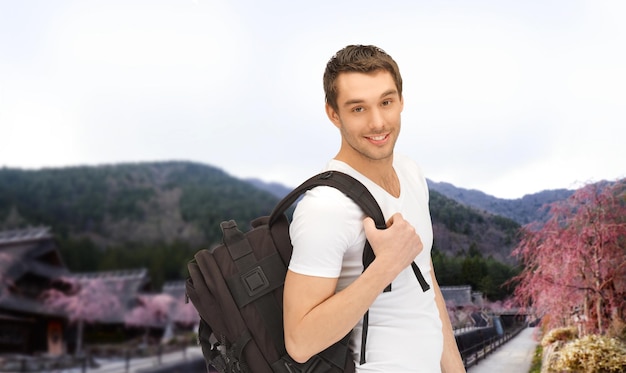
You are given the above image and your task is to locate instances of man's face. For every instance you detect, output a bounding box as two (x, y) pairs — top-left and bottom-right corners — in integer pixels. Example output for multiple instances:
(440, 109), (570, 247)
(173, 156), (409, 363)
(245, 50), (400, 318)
(326, 70), (403, 165)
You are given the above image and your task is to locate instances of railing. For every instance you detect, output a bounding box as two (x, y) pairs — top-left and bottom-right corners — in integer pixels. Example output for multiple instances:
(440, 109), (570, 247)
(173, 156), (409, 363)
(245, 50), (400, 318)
(459, 324), (527, 369)
(453, 325), (481, 335)
(4, 326), (528, 372)
(2, 341), (201, 372)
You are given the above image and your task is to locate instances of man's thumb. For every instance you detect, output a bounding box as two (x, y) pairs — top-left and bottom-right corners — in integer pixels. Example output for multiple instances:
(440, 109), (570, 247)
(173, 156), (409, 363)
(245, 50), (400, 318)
(363, 216), (376, 236)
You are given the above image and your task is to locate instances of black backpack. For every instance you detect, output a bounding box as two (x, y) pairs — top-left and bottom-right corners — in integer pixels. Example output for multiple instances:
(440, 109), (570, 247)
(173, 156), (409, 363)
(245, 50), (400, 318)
(185, 171), (430, 373)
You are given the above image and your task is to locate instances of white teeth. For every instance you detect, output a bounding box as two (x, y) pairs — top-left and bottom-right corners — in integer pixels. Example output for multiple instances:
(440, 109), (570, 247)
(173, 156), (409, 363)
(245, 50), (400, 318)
(370, 135), (385, 141)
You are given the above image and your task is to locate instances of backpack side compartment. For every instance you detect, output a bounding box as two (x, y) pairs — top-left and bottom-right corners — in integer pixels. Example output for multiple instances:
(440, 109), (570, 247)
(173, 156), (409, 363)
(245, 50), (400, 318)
(187, 242), (274, 373)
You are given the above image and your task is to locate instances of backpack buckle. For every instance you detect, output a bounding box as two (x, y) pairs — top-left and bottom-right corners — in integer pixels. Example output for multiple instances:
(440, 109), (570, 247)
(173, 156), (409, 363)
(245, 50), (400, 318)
(241, 266), (269, 297)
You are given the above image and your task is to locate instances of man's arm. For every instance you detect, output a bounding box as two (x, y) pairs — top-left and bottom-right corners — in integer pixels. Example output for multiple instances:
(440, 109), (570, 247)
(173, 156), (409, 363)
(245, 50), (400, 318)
(431, 260), (466, 373)
(283, 213), (422, 363)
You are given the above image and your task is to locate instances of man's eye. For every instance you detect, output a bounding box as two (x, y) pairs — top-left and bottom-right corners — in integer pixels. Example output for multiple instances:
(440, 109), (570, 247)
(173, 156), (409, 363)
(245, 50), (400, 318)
(353, 107), (365, 113)
(382, 100), (392, 106)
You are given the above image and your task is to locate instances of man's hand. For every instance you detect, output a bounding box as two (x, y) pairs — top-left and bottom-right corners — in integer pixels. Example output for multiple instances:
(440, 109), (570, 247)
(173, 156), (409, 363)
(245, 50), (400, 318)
(363, 212), (423, 275)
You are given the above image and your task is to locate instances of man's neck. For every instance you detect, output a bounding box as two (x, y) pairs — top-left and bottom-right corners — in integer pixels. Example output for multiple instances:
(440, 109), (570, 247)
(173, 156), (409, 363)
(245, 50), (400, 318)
(334, 154), (400, 198)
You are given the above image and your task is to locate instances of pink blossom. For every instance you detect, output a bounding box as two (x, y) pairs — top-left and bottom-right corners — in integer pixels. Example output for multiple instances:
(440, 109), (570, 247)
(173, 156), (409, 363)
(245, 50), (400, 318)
(41, 276), (122, 323)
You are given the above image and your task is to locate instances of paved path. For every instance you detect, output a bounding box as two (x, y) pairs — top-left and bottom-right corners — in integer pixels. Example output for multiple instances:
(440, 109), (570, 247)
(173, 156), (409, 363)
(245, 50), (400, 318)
(57, 346), (205, 373)
(467, 327), (538, 373)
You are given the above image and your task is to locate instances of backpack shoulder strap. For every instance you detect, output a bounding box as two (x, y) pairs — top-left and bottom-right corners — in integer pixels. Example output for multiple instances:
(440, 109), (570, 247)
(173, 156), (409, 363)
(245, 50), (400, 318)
(269, 170), (386, 229)
(269, 170), (388, 275)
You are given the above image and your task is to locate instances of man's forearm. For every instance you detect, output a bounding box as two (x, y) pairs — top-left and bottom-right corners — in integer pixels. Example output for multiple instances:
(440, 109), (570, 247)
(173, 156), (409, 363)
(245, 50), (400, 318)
(284, 258), (399, 363)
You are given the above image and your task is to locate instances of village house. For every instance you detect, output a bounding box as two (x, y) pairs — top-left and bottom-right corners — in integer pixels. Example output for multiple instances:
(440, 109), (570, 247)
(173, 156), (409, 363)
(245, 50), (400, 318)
(440, 285), (489, 329)
(0, 227), (68, 354)
(0, 227), (155, 355)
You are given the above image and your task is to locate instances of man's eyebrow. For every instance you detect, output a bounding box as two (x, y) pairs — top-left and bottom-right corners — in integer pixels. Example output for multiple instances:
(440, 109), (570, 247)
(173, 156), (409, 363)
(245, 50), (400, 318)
(343, 98), (365, 107)
(342, 89), (399, 107)
(381, 89), (398, 98)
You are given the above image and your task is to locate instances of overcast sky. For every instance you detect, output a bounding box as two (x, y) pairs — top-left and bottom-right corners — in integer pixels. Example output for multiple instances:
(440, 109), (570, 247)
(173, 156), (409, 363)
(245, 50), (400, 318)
(1, 0), (624, 199)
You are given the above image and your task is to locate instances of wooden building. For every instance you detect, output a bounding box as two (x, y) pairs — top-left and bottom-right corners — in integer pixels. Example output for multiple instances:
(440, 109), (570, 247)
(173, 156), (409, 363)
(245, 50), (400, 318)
(0, 227), (68, 354)
(0, 227), (154, 354)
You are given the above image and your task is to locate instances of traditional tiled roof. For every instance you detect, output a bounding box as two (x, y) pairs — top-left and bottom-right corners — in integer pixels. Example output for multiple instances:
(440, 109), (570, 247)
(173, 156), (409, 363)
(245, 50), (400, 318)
(162, 280), (198, 326)
(471, 291), (485, 308)
(162, 281), (185, 299)
(441, 285), (474, 307)
(69, 268), (149, 283)
(0, 227), (52, 246)
(0, 293), (66, 317)
(0, 227), (68, 317)
(1, 247), (67, 280)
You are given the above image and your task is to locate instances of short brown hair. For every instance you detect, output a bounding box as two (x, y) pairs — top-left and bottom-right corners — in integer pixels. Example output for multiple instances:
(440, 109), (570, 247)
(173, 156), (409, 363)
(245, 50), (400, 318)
(323, 45), (403, 112)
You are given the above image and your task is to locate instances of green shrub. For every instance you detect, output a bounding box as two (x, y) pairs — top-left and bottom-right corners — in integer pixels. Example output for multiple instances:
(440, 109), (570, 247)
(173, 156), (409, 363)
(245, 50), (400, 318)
(553, 334), (626, 373)
(529, 344), (543, 373)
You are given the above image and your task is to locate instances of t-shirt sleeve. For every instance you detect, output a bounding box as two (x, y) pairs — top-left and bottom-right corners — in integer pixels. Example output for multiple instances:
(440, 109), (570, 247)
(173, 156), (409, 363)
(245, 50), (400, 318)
(288, 186), (364, 278)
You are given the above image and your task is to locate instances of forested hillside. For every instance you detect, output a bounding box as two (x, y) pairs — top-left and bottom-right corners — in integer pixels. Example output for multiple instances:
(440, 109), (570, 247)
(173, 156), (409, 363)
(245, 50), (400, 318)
(0, 162), (521, 296)
(427, 180), (575, 224)
(0, 162), (279, 287)
(429, 190), (520, 262)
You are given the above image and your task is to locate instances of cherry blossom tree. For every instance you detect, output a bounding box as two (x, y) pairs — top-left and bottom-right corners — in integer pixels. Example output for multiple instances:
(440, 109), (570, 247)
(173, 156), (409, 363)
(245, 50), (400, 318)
(41, 276), (122, 355)
(512, 180), (626, 335)
(171, 295), (200, 329)
(483, 299), (514, 314)
(125, 293), (174, 345)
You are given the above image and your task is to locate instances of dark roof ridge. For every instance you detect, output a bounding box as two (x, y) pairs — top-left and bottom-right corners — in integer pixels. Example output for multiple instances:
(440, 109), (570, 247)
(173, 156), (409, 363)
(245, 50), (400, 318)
(440, 285), (472, 290)
(69, 268), (148, 280)
(0, 226), (51, 246)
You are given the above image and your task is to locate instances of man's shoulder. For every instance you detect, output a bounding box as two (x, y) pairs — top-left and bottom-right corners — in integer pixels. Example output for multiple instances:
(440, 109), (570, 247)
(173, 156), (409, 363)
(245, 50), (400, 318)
(292, 183), (366, 233)
(296, 185), (360, 213)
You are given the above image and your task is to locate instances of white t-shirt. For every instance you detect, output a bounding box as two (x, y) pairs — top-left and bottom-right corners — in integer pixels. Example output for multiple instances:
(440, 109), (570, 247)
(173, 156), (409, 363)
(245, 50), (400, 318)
(289, 154), (444, 372)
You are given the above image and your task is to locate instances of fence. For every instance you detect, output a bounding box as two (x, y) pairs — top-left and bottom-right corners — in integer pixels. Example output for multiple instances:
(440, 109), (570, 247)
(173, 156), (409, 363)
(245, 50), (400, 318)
(4, 325), (528, 372)
(1, 341), (202, 372)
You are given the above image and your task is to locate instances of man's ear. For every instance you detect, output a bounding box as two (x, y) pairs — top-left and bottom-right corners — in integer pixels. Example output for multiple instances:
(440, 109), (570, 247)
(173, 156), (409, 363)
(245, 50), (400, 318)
(325, 103), (342, 128)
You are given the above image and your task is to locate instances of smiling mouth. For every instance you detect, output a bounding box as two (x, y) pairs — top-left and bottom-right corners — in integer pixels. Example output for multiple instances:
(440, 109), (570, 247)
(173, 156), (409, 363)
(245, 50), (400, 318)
(366, 134), (389, 143)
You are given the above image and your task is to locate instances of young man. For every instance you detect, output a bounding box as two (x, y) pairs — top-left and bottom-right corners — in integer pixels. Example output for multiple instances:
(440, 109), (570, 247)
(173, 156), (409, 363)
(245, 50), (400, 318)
(283, 45), (466, 372)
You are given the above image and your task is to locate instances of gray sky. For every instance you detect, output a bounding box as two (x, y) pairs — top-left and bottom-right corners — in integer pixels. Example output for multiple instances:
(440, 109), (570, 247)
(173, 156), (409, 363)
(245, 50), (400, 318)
(1, 0), (625, 199)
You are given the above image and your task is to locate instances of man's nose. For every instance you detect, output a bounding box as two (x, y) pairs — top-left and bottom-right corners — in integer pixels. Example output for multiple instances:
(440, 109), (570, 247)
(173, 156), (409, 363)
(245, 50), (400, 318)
(368, 107), (385, 130)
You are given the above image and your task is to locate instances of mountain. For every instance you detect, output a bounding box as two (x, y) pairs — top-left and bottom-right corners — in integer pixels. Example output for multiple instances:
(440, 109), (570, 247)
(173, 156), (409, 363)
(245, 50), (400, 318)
(428, 189), (520, 263)
(427, 180), (575, 225)
(246, 178), (292, 199)
(0, 161), (525, 285)
(0, 162), (279, 248)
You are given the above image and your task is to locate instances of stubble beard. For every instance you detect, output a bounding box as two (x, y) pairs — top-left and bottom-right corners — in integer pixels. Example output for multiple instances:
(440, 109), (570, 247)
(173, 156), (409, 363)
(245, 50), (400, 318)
(340, 126), (398, 164)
